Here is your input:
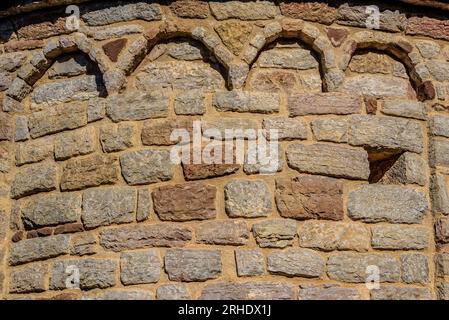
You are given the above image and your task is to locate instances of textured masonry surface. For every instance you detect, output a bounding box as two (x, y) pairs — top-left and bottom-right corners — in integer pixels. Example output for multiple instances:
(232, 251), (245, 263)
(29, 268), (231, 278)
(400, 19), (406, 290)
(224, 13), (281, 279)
(0, 0), (449, 300)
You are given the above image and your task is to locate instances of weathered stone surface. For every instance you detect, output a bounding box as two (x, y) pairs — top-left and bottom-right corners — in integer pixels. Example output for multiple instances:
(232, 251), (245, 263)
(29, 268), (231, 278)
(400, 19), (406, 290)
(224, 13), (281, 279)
(106, 91), (169, 122)
(165, 249), (221, 282)
(153, 182), (216, 221)
(426, 60), (449, 82)
(0, 112), (12, 141)
(431, 139), (449, 168)
(280, 2), (336, 25)
(215, 21), (252, 55)
(416, 40), (440, 58)
(340, 75), (413, 99)
(371, 225), (430, 250)
(28, 103), (87, 138)
(14, 116), (29, 142)
(87, 98), (106, 123)
(327, 28), (349, 47)
(225, 180), (272, 218)
(311, 118), (348, 143)
(11, 163), (57, 199)
(371, 286), (432, 300)
(86, 290), (153, 300)
(174, 90), (205, 115)
(50, 258), (117, 290)
(196, 220), (249, 245)
(82, 187), (136, 229)
(120, 250), (160, 285)
(431, 174), (449, 215)
(70, 233), (97, 256)
(170, 1), (209, 18)
(348, 185), (428, 224)
(263, 117), (307, 140)
(90, 24), (143, 41)
(438, 283), (449, 300)
(168, 41), (204, 61)
(249, 70), (300, 93)
(32, 76), (102, 106)
(382, 100), (426, 120)
(435, 217), (449, 244)
(431, 116), (449, 138)
(82, 2), (162, 26)
(120, 150), (173, 185)
(298, 221), (370, 252)
(202, 118), (259, 140)
(275, 175), (344, 221)
(61, 154), (118, 191)
(136, 62), (224, 91)
(299, 284), (360, 300)
(100, 224), (192, 251)
(7, 78), (31, 101)
(213, 91), (279, 114)
(252, 219), (297, 248)
(288, 93), (362, 116)
(348, 115), (423, 153)
(267, 248), (324, 278)
(183, 161), (241, 180)
(157, 284), (191, 300)
(436, 253), (449, 276)
(10, 234), (70, 265)
(100, 123), (135, 152)
(337, 4), (406, 32)
(406, 17), (449, 41)
(210, 1), (279, 20)
(141, 119), (192, 146)
(136, 189), (151, 222)
(15, 138), (53, 166)
(235, 249), (265, 276)
(401, 254), (429, 284)
(0, 52), (27, 72)
(258, 48), (318, 70)
(286, 143), (369, 180)
(54, 127), (95, 160)
(21, 193), (80, 229)
(9, 263), (47, 293)
(328, 253), (400, 283)
(201, 282), (295, 300)
(379, 152), (426, 186)
(48, 54), (90, 79)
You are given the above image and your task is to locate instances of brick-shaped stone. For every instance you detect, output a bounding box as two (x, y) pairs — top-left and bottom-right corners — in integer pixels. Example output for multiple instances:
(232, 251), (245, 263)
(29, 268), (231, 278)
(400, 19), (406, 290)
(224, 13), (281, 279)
(299, 284), (360, 300)
(28, 103), (87, 138)
(382, 100), (426, 120)
(157, 283), (191, 300)
(213, 91), (279, 114)
(21, 193), (80, 228)
(348, 185), (428, 223)
(288, 93), (362, 116)
(82, 187), (136, 229)
(252, 219), (297, 248)
(263, 117), (308, 140)
(120, 150), (173, 185)
(371, 286), (432, 300)
(106, 91), (168, 122)
(275, 175), (344, 220)
(54, 127), (95, 160)
(100, 224), (192, 251)
(11, 163), (57, 198)
(10, 234), (70, 265)
(100, 123), (135, 153)
(348, 115), (423, 153)
(120, 250), (160, 285)
(311, 118), (348, 143)
(225, 180), (272, 218)
(50, 258), (116, 290)
(401, 254), (429, 284)
(298, 221), (370, 252)
(196, 220), (249, 245)
(200, 282), (295, 300)
(235, 249), (265, 277)
(165, 249), (221, 282)
(153, 182), (216, 221)
(9, 263), (48, 293)
(61, 154), (118, 191)
(371, 225), (430, 250)
(286, 143), (369, 180)
(268, 248), (325, 278)
(141, 119), (192, 146)
(15, 137), (53, 166)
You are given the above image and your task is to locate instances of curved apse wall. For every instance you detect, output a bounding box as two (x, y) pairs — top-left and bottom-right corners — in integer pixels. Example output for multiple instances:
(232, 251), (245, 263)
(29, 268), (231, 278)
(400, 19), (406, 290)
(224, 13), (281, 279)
(0, 0), (449, 300)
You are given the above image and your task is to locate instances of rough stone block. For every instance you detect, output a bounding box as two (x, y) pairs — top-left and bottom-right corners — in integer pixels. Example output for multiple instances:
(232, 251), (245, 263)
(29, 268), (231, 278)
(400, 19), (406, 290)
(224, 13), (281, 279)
(165, 249), (221, 282)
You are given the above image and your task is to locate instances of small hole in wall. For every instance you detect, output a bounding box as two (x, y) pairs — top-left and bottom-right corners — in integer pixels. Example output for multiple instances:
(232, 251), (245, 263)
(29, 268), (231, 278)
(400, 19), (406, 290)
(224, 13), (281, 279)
(366, 148), (404, 184)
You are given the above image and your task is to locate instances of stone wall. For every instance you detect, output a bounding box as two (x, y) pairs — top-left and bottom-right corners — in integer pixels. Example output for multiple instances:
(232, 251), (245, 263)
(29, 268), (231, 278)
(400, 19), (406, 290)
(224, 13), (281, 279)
(0, 0), (449, 300)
